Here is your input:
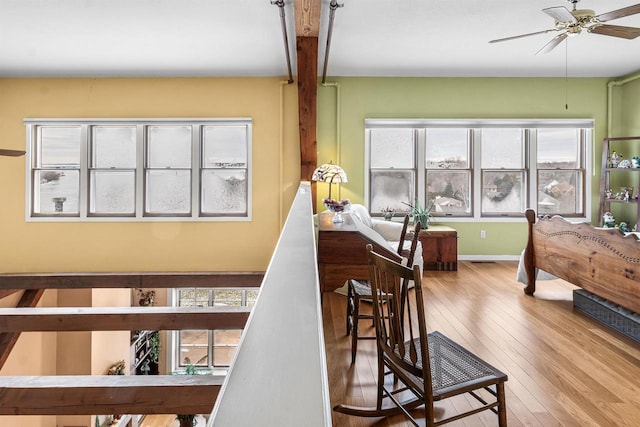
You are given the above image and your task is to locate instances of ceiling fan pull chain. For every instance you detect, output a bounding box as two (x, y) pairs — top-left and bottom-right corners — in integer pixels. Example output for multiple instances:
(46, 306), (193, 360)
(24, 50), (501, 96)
(565, 40), (569, 111)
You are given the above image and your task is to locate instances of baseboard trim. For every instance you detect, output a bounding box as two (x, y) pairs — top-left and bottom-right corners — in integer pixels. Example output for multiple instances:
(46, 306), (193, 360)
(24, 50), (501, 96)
(459, 255), (520, 262)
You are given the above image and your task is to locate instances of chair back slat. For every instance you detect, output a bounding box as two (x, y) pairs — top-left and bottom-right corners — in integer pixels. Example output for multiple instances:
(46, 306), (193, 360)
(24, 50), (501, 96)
(396, 215), (411, 255)
(337, 240), (508, 426)
(367, 245), (430, 385)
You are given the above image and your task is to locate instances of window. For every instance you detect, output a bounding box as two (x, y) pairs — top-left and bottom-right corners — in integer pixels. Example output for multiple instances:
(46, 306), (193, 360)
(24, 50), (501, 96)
(25, 118), (252, 221)
(480, 128), (527, 216)
(369, 128), (415, 213)
(425, 128), (471, 215)
(535, 128), (584, 216)
(173, 287), (258, 372)
(365, 119), (592, 220)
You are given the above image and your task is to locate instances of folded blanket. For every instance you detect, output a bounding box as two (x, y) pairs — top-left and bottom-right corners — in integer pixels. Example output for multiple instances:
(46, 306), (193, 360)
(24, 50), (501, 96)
(516, 250), (557, 284)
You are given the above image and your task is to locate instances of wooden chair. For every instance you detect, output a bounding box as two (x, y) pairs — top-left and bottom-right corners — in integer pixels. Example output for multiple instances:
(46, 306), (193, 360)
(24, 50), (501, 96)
(335, 245), (508, 426)
(345, 215), (419, 363)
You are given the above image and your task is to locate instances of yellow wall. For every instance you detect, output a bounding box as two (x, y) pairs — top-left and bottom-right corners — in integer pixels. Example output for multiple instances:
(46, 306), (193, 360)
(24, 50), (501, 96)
(0, 77), (299, 273)
(0, 77), (299, 426)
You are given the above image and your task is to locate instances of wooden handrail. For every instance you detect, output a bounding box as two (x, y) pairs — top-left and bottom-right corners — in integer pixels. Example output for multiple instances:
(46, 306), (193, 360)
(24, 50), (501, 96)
(0, 290), (45, 369)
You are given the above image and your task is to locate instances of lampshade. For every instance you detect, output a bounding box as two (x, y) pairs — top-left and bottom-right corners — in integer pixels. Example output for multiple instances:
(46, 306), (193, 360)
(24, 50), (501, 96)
(311, 162), (348, 184)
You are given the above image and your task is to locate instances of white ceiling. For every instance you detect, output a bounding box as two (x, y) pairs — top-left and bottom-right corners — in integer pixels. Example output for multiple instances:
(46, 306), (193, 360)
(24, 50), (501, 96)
(1, 0), (639, 79)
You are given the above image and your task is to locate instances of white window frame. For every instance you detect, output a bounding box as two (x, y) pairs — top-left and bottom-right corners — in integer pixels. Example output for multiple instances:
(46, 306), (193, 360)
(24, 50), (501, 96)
(168, 287), (258, 375)
(365, 118), (593, 222)
(24, 118), (252, 222)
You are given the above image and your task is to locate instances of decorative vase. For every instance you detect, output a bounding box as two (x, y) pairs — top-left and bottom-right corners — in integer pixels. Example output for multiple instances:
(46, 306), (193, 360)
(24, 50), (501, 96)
(414, 214), (429, 229)
(324, 199), (351, 223)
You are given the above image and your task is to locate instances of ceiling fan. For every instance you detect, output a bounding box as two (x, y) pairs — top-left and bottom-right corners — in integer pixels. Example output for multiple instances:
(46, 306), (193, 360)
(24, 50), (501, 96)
(0, 149), (25, 157)
(490, 0), (640, 54)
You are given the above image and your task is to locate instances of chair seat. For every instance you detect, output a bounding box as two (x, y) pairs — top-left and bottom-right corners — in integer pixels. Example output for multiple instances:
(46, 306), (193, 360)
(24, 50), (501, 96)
(400, 331), (508, 399)
(349, 279), (374, 297)
(336, 245), (508, 426)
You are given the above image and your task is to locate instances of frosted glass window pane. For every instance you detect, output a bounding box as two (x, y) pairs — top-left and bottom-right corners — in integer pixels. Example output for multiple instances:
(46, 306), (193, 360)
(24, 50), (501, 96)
(370, 129), (414, 168)
(426, 170), (471, 214)
(426, 129), (469, 168)
(33, 170), (79, 214)
(90, 171), (135, 214)
(481, 129), (524, 168)
(203, 126), (247, 168)
(91, 126), (136, 168)
(179, 330), (209, 366)
(179, 289), (210, 307)
(146, 170), (191, 214)
(213, 289), (242, 306)
(482, 171), (526, 213)
(246, 290), (259, 307)
(38, 127), (81, 167)
(201, 170), (247, 214)
(147, 126), (192, 168)
(538, 170), (582, 215)
(537, 129), (579, 168)
(369, 170), (413, 213)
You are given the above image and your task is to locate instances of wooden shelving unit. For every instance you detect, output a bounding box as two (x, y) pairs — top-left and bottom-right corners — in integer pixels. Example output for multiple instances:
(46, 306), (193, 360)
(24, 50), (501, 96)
(598, 136), (640, 228)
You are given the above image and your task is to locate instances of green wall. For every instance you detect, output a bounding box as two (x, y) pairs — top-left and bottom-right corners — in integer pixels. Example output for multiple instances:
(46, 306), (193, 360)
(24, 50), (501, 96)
(317, 77), (610, 257)
(622, 75), (640, 136)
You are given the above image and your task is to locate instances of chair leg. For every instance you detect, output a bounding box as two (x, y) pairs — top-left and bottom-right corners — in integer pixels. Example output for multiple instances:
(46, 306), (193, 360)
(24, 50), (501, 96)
(497, 382), (507, 427)
(351, 294), (360, 364)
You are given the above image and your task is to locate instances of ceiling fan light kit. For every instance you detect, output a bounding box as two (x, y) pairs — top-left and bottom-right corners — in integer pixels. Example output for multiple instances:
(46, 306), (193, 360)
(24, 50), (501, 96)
(489, 0), (640, 54)
(0, 149), (26, 157)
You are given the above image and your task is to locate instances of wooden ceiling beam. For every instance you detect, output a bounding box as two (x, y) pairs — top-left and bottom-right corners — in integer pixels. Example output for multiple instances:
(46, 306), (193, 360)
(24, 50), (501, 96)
(296, 35), (319, 184)
(0, 306), (250, 332)
(0, 375), (222, 415)
(293, 0), (321, 206)
(293, 0), (321, 37)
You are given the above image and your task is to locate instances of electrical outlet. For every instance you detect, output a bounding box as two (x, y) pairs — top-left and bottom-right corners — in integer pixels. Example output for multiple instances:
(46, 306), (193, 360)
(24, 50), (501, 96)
(480, 230), (486, 239)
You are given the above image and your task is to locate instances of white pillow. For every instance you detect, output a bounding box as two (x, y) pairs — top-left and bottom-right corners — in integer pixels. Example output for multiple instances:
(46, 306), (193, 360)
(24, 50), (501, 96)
(350, 204), (373, 228)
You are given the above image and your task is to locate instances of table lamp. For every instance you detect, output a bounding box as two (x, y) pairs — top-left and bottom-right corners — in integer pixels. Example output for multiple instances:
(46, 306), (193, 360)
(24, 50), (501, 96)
(312, 161), (349, 222)
(311, 161), (348, 200)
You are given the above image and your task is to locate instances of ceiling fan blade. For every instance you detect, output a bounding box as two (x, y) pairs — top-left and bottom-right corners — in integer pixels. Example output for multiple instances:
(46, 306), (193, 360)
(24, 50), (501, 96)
(536, 32), (568, 55)
(489, 29), (559, 43)
(543, 6), (576, 23)
(590, 24), (640, 39)
(597, 3), (640, 22)
(0, 148), (26, 157)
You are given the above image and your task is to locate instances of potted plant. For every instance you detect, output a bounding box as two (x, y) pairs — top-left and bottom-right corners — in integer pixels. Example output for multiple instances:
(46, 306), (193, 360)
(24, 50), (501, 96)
(403, 198), (434, 229)
(148, 331), (160, 374)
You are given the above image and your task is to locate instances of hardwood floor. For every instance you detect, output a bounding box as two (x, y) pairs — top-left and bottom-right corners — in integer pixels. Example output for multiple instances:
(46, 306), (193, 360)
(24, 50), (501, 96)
(140, 261), (639, 426)
(139, 414), (207, 427)
(323, 261), (640, 427)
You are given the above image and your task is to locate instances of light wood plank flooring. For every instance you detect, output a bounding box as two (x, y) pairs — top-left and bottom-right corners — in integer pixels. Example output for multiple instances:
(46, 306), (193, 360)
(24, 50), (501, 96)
(324, 261), (640, 427)
(142, 261), (640, 426)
